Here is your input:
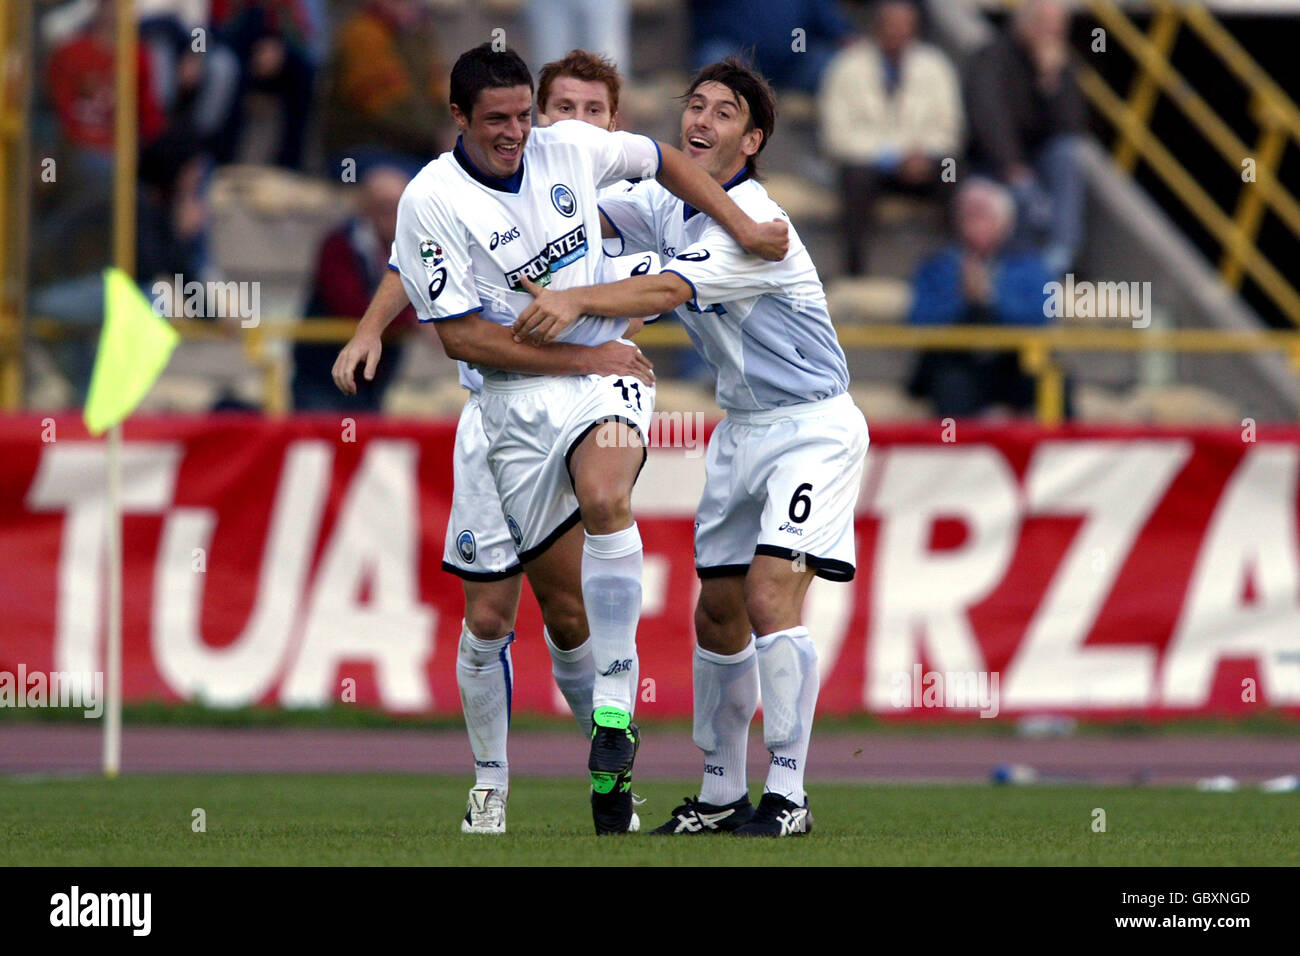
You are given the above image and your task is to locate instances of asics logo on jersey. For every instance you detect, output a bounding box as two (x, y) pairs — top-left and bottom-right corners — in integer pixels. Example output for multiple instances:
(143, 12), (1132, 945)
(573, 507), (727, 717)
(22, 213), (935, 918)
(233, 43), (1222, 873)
(778, 521), (804, 536)
(550, 183), (577, 217)
(703, 764), (725, 776)
(504, 224), (588, 291)
(662, 246), (676, 257)
(489, 227), (520, 250)
(674, 249), (711, 262)
(506, 515), (523, 547)
(770, 754), (798, 769)
(601, 658), (634, 676)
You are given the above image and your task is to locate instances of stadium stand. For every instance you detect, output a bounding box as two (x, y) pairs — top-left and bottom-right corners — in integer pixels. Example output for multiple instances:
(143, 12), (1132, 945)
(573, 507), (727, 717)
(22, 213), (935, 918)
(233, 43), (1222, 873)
(3, 0), (1300, 423)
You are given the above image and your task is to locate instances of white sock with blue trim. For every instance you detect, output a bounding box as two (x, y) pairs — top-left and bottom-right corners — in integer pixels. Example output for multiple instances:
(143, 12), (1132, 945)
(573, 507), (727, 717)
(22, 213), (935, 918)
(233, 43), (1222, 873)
(456, 621), (513, 790)
(582, 524), (643, 715)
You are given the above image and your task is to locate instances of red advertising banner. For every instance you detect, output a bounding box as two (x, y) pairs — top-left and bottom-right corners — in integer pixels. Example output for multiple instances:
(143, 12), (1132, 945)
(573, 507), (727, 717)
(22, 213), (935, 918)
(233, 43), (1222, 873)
(1, 414), (1298, 719)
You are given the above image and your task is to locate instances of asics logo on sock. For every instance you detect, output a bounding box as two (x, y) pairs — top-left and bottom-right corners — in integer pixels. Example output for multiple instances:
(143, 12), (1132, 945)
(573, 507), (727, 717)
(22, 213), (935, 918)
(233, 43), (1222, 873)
(703, 764), (725, 776)
(770, 754), (798, 770)
(600, 658), (634, 676)
(475, 760), (504, 768)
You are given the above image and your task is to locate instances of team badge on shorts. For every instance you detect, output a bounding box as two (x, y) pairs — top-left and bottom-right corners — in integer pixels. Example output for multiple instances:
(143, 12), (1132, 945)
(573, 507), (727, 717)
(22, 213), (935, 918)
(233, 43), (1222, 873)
(506, 515), (523, 548)
(456, 530), (476, 564)
(551, 184), (577, 217)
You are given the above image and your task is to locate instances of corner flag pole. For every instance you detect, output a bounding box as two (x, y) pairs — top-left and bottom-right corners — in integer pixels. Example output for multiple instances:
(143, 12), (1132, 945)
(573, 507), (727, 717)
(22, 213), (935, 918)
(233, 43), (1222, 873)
(104, 0), (139, 778)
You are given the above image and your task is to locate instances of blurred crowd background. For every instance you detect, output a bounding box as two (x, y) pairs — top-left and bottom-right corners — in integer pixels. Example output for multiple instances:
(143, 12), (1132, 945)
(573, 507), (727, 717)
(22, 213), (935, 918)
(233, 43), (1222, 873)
(13, 0), (1300, 422)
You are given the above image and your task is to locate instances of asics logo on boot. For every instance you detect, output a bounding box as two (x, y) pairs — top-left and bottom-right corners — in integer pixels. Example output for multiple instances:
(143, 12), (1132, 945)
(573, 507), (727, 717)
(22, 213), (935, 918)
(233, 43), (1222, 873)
(777, 809), (808, 835)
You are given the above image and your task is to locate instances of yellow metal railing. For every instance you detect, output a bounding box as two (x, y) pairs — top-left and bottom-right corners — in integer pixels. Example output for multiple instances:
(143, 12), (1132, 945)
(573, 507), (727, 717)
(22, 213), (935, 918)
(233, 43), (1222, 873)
(1076, 0), (1300, 325)
(11, 318), (1300, 427)
(0, 1), (32, 411)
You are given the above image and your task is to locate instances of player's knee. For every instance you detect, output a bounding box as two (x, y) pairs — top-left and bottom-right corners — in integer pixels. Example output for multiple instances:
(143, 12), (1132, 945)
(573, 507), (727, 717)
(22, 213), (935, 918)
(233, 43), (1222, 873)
(463, 604), (514, 642)
(574, 480), (633, 535)
(744, 586), (800, 638)
(536, 593), (587, 648)
(694, 596), (746, 655)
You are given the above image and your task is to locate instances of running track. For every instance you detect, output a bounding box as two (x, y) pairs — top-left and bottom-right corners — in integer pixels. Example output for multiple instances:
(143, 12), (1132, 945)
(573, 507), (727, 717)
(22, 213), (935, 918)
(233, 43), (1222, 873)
(2, 725), (1297, 784)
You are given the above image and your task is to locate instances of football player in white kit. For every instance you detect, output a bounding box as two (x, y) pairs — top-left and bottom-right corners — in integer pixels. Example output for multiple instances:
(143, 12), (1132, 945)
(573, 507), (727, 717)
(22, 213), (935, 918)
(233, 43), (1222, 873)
(334, 44), (789, 836)
(337, 49), (660, 835)
(513, 57), (870, 837)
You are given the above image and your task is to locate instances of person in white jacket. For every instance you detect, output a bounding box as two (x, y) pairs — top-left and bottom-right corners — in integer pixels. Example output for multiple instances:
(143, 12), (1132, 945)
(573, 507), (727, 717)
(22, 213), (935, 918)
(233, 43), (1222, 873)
(817, 0), (963, 275)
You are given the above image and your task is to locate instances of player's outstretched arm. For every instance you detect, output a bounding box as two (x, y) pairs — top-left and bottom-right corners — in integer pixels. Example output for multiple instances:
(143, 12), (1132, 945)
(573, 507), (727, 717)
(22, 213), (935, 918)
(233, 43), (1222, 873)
(434, 311), (654, 385)
(332, 269), (411, 395)
(654, 143), (788, 261)
(513, 273), (692, 344)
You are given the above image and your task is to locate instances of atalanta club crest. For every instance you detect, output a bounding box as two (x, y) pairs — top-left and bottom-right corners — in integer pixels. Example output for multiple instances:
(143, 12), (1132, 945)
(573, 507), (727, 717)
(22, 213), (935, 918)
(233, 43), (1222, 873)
(551, 184), (577, 218)
(456, 530), (476, 564)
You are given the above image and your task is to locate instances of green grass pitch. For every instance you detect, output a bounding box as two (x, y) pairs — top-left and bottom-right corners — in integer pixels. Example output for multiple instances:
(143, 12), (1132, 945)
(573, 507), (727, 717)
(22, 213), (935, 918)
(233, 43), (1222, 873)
(1, 774), (1296, 866)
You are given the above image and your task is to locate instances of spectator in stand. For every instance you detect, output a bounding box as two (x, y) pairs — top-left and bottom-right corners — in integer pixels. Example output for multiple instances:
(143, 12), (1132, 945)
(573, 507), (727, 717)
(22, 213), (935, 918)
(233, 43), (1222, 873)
(964, 0), (1084, 276)
(47, 0), (167, 166)
(818, 0), (963, 276)
(210, 0), (318, 169)
(137, 0), (241, 153)
(906, 178), (1062, 419)
(525, 0), (630, 76)
(35, 0), (167, 321)
(322, 0), (449, 179)
(34, 11), (210, 405)
(293, 166), (415, 411)
(690, 0), (852, 93)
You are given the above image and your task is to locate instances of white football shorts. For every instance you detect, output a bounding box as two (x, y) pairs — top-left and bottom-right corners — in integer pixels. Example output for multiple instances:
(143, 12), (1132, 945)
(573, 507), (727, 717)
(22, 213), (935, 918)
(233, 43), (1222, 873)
(441, 392), (523, 580)
(694, 392), (869, 581)
(477, 366), (655, 562)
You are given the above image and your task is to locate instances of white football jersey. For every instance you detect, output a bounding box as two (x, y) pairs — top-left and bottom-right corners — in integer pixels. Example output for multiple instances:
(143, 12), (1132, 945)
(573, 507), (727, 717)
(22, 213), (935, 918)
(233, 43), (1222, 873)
(599, 170), (849, 412)
(390, 119), (661, 387)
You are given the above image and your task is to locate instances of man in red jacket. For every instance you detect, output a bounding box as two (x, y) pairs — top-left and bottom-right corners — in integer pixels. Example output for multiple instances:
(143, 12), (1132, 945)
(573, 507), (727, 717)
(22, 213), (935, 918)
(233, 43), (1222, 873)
(293, 165), (416, 411)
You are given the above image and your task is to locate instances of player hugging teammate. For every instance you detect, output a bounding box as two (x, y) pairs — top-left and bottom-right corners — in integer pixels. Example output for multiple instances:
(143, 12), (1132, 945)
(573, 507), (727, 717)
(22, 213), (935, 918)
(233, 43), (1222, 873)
(334, 44), (790, 836)
(514, 56), (870, 836)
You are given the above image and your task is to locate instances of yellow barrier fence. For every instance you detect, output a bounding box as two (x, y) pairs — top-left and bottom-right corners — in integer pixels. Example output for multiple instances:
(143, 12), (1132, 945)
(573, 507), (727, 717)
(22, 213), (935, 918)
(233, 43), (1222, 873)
(9, 317), (1300, 426)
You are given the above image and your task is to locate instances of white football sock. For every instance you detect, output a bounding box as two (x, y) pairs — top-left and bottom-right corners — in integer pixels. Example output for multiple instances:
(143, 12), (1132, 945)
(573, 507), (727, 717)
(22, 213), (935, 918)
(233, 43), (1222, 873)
(755, 626), (819, 805)
(456, 622), (513, 790)
(581, 523), (642, 715)
(545, 627), (594, 737)
(693, 638), (758, 806)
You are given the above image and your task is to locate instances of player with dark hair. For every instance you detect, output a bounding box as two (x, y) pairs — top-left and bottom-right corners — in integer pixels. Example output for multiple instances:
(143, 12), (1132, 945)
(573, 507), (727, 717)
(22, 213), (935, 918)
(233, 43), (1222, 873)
(335, 43), (788, 836)
(513, 56), (869, 837)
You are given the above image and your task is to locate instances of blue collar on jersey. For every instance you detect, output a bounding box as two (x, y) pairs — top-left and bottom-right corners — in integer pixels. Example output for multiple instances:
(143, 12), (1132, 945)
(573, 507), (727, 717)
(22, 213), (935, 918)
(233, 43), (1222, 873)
(454, 135), (524, 194)
(682, 166), (752, 222)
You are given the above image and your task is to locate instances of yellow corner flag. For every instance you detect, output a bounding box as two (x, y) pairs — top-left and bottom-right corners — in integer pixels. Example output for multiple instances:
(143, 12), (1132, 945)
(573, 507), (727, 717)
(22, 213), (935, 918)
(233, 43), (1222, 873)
(84, 268), (180, 435)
